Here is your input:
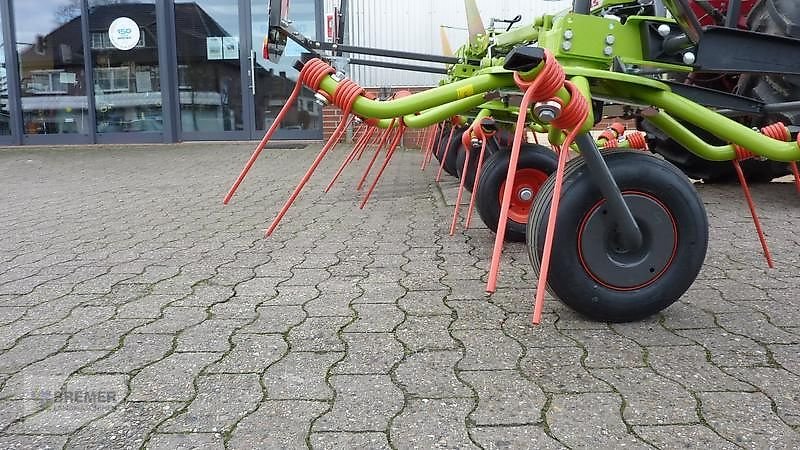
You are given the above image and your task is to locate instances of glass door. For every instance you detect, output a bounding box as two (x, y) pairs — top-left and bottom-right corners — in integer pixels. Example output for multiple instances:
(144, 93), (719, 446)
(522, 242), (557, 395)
(174, 0), (248, 140)
(88, 0), (165, 142)
(0, 9), (14, 144)
(247, 0), (321, 140)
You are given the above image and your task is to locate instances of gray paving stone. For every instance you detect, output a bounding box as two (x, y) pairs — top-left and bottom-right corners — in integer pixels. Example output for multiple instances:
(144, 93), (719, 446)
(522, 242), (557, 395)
(647, 345), (753, 392)
(228, 400), (328, 449)
(547, 393), (651, 449)
(206, 333), (287, 374)
(715, 311), (799, 344)
(30, 306), (116, 335)
(699, 391), (800, 448)
(241, 305), (306, 333)
(304, 293), (356, 316)
(160, 373), (262, 433)
(394, 350), (471, 398)
(265, 285), (319, 306)
(67, 318), (149, 351)
(0, 434), (67, 449)
(449, 300), (505, 330)
(397, 290), (450, 315)
(395, 314), (457, 351)
(0, 319), (58, 350)
(610, 318), (694, 347)
(21, 295), (86, 321)
(84, 334), (173, 374)
(0, 399), (39, 430)
(771, 343), (800, 375)
(235, 276), (283, 297)
(332, 333), (403, 375)
(128, 352), (222, 402)
(747, 299), (800, 328)
(1, 350), (106, 399)
(287, 316), (351, 352)
(65, 401), (182, 449)
(117, 295), (176, 319)
(175, 319), (246, 352)
(263, 351), (342, 400)
(461, 370), (545, 426)
(0, 334), (68, 373)
(453, 330), (521, 370)
(209, 296), (262, 319)
(391, 398), (476, 449)
(345, 304), (404, 333)
(0, 307), (26, 325)
(4, 141), (800, 448)
(470, 425), (565, 450)
(660, 301), (719, 329)
(355, 282), (406, 304)
(503, 313), (576, 348)
(311, 431), (391, 450)
(134, 307), (207, 334)
(564, 328), (645, 368)
(314, 374), (403, 431)
(146, 433), (224, 450)
(174, 285), (236, 308)
(520, 347), (611, 394)
(592, 368), (698, 425)
(633, 424), (737, 449)
(7, 374), (126, 434)
(676, 328), (770, 367)
(724, 367), (800, 426)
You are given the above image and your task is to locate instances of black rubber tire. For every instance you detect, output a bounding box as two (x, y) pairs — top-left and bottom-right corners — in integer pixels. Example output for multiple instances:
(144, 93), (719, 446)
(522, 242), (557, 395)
(639, 119), (789, 183)
(441, 126), (465, 178)
(527, 150), (709, 322)
(433, 125), (449, 163)
(475, 144), (558, 243)
(456, 137), (500, 192)
(434, 126), (463, 177)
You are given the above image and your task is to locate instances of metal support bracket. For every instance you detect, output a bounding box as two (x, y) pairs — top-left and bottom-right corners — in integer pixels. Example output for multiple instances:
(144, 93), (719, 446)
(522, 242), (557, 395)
(575, 133), (643, 251)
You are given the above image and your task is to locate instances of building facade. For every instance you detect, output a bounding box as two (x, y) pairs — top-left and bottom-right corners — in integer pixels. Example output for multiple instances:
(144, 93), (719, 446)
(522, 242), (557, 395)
(0, 0), (575, 146)
(0, 0), (324, 146)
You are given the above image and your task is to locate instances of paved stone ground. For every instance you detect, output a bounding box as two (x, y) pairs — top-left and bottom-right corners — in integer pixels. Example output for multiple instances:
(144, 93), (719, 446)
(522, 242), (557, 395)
(0, 142), (799, 449)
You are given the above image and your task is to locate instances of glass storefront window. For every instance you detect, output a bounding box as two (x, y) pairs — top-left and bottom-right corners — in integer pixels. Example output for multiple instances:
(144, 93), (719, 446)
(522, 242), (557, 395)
(14, 0), (89, 135)
(252, 0), (320, 133)
(89, 0), (162, 133)
(0, 14), (10, 136)
(175, 0), (244, 133)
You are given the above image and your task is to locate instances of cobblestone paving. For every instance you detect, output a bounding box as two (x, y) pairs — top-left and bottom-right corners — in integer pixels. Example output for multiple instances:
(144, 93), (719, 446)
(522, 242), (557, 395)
(1, 142), (799, 449)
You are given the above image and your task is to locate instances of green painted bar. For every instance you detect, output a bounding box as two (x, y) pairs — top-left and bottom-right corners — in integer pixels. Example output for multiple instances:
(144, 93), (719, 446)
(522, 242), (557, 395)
(638, 89), (800, 162)
(318, 73), (515, 120)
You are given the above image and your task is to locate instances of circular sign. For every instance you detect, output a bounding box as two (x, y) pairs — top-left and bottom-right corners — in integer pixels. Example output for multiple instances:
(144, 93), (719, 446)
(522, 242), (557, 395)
(108, 17), (140, 51)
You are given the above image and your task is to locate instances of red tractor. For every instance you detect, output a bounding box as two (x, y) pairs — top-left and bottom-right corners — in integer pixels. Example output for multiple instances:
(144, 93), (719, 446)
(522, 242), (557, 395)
(642, 0), (800, 182)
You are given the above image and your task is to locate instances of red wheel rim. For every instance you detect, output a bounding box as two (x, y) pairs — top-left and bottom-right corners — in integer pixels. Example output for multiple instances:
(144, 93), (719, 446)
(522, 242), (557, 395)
(499, 168), (549, 223)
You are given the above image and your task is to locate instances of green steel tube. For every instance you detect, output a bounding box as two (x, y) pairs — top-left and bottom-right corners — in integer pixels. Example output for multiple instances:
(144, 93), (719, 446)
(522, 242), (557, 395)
(644, 112), (735, 161)
(494, 24), (540, 50)
(401, 95), (489, 129)
(637, 89), (800, 162)
(318, 72), (514, 120)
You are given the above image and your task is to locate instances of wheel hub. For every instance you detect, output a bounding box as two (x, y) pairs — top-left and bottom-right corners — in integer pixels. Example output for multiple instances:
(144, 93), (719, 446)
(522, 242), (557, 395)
(498, 168), (549, 224)
(578, 192), (677, 291)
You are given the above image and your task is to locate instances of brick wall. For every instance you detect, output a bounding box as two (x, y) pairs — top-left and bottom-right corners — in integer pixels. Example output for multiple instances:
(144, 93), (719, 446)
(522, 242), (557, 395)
(322, 87), (638, 148)
(322, 86), (432, 149)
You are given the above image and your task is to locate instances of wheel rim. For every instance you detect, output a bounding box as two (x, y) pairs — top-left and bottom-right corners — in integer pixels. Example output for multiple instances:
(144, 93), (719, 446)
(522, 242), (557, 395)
(577, 191), (678, 291)
(498, 168), (549, 223)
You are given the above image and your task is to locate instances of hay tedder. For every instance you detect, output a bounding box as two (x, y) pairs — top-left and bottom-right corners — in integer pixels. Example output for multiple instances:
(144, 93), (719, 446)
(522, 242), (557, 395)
(224, 0), (800, 323)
